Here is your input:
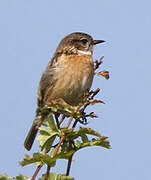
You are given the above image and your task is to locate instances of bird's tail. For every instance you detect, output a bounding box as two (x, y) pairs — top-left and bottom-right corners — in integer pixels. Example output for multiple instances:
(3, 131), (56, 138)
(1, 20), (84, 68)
(24, 115), (42, 151)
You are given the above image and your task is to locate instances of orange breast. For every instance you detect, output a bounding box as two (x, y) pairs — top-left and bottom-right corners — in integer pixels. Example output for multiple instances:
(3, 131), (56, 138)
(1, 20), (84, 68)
(45, 54), (94, 106)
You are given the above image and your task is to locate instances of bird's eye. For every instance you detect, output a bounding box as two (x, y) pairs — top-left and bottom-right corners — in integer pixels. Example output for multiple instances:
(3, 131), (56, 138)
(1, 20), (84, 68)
(81, 38), (88, 44)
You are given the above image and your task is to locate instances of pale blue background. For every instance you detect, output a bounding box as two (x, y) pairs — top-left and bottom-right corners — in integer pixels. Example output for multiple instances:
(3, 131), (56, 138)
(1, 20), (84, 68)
(0, 0), (151, 179)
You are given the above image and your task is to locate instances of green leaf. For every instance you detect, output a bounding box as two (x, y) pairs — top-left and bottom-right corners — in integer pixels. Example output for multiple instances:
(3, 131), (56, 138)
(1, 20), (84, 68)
(15, 174), (30, 180)
(47, 114), (58, 132)
(0, 174), (30, 180)
(56, 136), (110, 160)
(39, 173), (74, 180)
(80, 134), (89, 143)
(0, 174), (13, 180)
(56, 149), (75, 159)
(63, 127), (103, 140)
(37, 131), (57, 152)
(75, 141), (81, 148)
(37, 115), (60, 151)
(19, 152), (56, 167)
(79, 137), (111, 149)
(46, 99), (81, 119)
(57, 133), (110, 158)
(78, 127), (102, 137)
(61, 128), (74, 136)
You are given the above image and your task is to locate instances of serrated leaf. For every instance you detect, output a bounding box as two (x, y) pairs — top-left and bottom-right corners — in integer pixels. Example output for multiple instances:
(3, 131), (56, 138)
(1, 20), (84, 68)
(78, 127), (102, 137)
(64, 127), (102, 140)
(39, 173), (74, 180)
(15, 175), (30, 180)
(0, 174), (30, 180)
(19, 154), (38, 166)
(0, 174), (13, 180)
(37, 131), (58, 151)
(74, 136), (111, 151)
(19, 152), (56, 167)
(57, 149), (75, 159)
(44, 127), (110, 160)
(47, 114), (58, 132)
(56, 136), (110, 160)
(80, 136), (111, 149)
(37, 115), (60, 151)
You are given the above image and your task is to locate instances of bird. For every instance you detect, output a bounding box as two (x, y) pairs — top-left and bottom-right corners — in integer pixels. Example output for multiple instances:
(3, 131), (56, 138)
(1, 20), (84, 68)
(24, 32), (105, 150)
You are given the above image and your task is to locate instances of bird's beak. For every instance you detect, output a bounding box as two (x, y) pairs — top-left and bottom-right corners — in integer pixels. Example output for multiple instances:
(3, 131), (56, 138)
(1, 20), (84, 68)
(93, 40), (105, 45)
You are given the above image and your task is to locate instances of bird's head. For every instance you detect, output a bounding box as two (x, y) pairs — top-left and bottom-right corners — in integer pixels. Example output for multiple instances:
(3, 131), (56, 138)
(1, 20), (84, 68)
(54, 32), (105, 55)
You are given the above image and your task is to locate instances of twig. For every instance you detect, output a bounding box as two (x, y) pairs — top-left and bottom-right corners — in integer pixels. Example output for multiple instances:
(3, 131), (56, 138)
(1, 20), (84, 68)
(55, 113), (60, 129)
(53, 115), (74, 157)
(66, 116), (74, 129)
(59, 114), (66, 125)
(53, 105), (81, 158)
(80, 88), (100, 116)
(53, 135), (65, 157)
(72, 118), (79, 128)
(91, 88), (100, 99)
(66, 155), (73, 176)
(45, 165), (51, 180)
(31, 148), (50, 180)
(31, 164), (43, 180)
(66, 140), (73, 176)
(94, 56), (104, 71)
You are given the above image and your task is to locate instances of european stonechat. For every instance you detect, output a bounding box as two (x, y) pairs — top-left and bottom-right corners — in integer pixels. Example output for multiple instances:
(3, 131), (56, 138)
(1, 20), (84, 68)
(24, 32), (105, 150)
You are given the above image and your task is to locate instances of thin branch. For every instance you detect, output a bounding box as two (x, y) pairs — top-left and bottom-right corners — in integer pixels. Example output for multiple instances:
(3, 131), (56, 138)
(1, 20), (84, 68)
(94, 56), (104, 71)
(66, 116), (74, 129)
(53, 115), (74, 157)
(72, 118), (79, 128)
(55, 113), (60, 129)
(59, 114), (66, 125)
(66, 155), (73, 176)
(90, 88), (100, 99)
(45, 165), (51, 180)
(79, 88), (100, 116)
(66, 140), (73, 176)
(53, 135), (65, 157)
(31, 164), (43, 180)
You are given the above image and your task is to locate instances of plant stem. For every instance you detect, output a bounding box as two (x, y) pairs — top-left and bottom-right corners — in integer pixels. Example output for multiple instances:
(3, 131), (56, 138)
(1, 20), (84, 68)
(45, 165), (51, 180)
(66, 140), (73, 176)
(72, 119), (78, 128)
(66, 116), (74, 129)
(59, 114), (66, 125)
(53, 135), (65, 157)
(55, 113), (60, 129)
(53, 116), (74, 157)
(31, 164), (43, 180)
(66, 155), (73, 176)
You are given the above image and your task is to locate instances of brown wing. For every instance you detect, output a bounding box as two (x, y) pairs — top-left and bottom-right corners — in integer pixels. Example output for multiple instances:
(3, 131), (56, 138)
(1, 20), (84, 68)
(37, 56), (58, 110)
(24, 56), (58, 151)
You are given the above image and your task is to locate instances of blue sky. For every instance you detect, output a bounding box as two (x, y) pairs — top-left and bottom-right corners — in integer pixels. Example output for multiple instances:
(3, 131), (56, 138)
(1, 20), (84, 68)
(0, 0), (151, 179)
